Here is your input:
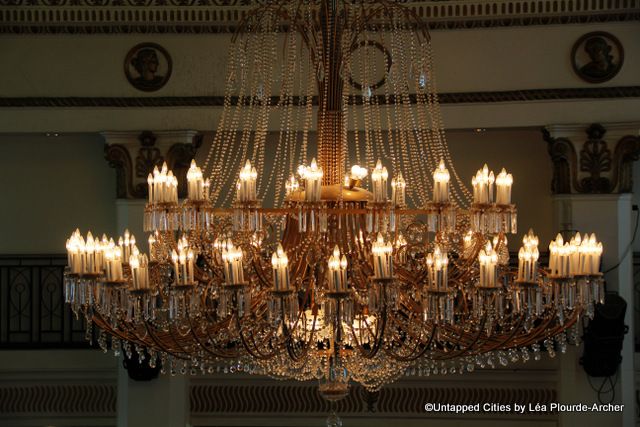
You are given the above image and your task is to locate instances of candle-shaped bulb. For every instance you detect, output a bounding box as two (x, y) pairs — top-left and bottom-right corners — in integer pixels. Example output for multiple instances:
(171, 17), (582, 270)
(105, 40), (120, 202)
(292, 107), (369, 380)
(129, 254), (139, 269)
(492, 235), (507, 250)
(472, 164), (495, 204)
(495, 168), (513, 205)
(347, 164), (368, 189)
(350, 164), (368, 180)
(299, 159), (323, 202)
(371, 159), (389, 202)
(237, 160), (258, 202)
(432, 159), (450, 203)
(549, 233), (572, 276)
(391, 172), (406, 206)
(372, 233), (393, 278)
(148, 163), (178, 203)
(554, 233), (564, 247)
(327, 246), (347, 292)
(187, 160), (199, 180)
(186, 159), (205, 200)
(573, 232), (603, 275)
(517, 229), (540, 282)
(221, 240), (244, 284)
(426, 244), (449, 290)
(285, 174), (299, 196)
(478, 241), (498, 287)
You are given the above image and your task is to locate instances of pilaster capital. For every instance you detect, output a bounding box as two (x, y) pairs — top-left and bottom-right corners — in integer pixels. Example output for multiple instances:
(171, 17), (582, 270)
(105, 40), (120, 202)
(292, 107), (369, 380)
(102, 130), (202, 199)
(543, 122), (640, 194)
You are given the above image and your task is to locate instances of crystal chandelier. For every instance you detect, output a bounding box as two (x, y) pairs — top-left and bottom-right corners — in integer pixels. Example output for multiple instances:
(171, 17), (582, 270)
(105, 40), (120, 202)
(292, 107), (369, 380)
(64, 0), (606, 402)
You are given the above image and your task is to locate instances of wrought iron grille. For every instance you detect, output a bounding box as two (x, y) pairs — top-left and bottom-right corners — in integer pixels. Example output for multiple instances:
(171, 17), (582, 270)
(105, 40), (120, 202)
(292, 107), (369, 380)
(0, 255), (93, 349)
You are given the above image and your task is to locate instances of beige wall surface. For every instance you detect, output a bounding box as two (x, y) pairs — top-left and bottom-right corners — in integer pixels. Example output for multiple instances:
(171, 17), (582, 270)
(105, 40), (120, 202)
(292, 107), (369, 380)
(0, 133), (116, 253)
(0, 22), (638, 132)
(0, 23), (638, 97)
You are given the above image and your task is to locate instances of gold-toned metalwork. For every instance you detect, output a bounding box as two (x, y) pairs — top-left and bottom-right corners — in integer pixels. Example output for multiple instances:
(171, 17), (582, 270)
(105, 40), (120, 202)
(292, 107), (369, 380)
(63, 0), (604, 410)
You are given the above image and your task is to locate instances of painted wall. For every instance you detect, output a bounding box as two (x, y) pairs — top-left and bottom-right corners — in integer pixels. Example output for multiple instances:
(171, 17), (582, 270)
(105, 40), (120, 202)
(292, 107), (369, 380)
(0, 22), (639, 132)
(448, 128), (555, 247)
(0, 133), (116, 253)
(0, 24), (638, 98)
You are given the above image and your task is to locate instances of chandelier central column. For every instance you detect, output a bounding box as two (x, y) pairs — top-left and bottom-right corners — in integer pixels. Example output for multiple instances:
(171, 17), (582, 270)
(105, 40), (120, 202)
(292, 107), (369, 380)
(317, 0), (346, 187)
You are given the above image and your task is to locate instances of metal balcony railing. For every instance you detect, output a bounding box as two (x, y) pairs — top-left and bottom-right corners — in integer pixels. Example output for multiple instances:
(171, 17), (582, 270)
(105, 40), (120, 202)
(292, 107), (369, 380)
(0, 255), (92, 349)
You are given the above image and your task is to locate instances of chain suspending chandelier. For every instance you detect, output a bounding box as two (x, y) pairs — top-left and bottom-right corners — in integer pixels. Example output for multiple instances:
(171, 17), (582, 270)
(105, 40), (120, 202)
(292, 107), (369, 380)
(65, 0), (605, 405)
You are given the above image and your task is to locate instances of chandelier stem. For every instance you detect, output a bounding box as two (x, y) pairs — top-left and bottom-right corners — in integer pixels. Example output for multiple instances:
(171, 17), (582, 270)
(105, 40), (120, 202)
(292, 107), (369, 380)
(318, 0), (346, 186)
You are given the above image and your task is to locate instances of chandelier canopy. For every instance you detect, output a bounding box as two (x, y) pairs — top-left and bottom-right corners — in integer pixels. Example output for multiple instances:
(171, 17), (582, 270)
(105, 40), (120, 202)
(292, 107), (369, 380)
(65, 0), (604, 404)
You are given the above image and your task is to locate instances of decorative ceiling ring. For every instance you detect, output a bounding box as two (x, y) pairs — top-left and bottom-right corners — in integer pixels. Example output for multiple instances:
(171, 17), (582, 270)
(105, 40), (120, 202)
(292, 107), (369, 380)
(346, 40), (392, 92)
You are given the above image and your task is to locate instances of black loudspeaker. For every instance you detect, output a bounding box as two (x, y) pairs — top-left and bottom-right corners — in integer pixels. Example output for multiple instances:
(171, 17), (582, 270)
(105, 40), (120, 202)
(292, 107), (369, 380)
(580, 292), (628, 377)
(123, 350), (162, 381)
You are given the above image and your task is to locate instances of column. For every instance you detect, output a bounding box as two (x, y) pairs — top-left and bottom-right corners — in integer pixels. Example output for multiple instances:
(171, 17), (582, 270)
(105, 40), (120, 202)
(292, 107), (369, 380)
(103, 130), (200, 427)
(545, 122), (640, 427)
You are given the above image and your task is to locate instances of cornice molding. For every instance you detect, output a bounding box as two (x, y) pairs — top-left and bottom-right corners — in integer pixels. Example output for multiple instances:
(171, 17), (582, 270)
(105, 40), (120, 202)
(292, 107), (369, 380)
(1, 86), (639, 108)
(0, 0), (638, 34)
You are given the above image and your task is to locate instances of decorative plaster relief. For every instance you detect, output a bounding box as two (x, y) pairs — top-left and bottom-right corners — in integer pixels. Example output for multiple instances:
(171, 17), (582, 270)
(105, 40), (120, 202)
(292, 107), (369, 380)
(544, 123), (640, 194)
(104, 130), (202, 199)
